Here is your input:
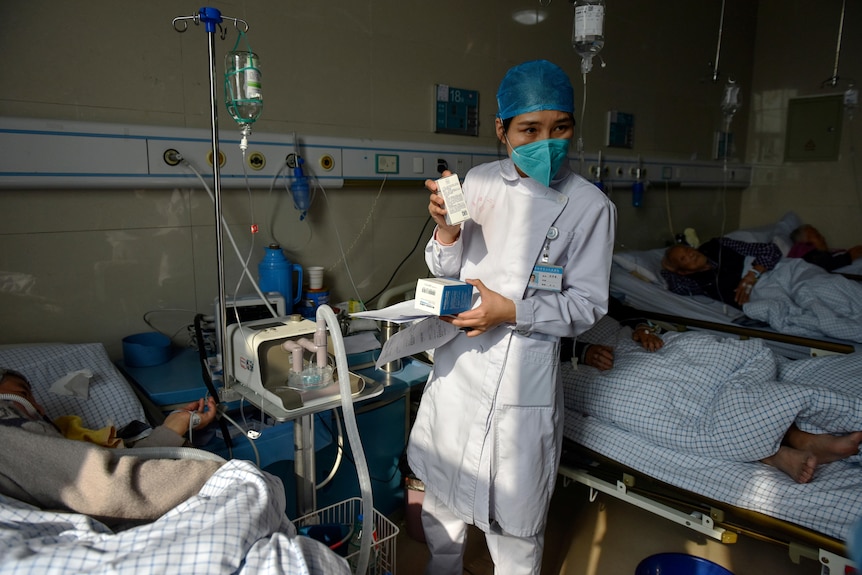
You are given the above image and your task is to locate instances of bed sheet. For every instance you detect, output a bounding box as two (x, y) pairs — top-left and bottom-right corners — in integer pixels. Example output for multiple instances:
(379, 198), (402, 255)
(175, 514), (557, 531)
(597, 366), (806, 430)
(562, 414), (862, 542)
(0, 458), (351, 575)
(561, 337), (862, 542)
(0, 343), (146, 429)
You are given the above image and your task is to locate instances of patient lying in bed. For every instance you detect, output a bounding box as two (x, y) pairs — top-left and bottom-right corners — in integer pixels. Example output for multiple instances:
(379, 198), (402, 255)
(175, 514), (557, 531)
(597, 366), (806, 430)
(567, 317), (862, 483)
(0, 367), (225, 526)
(0, 366), (352, 574)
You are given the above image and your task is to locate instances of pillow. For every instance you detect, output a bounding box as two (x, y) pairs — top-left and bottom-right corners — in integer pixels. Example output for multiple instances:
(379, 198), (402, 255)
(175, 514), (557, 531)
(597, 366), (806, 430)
(612, 249), (667, 287)
(772, 234), (792, 257)
(0, 343), (146, 429)
(725, 211), (802, 247)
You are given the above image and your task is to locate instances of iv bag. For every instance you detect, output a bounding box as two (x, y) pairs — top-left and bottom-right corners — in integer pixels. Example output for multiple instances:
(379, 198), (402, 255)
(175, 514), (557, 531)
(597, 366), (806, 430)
(721, 80), (741, 123)
(225, 51), (263, 126)
(572, 0), (605, 75)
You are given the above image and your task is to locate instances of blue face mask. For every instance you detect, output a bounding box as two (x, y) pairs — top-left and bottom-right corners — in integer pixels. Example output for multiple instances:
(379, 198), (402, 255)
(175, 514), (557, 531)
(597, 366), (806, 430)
(508, 138), (570, 186)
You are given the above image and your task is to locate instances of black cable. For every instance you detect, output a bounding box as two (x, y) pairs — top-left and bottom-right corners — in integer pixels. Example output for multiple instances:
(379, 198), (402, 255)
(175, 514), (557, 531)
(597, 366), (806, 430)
(194, 313), (233, 449)
(365, 215), (433, 307)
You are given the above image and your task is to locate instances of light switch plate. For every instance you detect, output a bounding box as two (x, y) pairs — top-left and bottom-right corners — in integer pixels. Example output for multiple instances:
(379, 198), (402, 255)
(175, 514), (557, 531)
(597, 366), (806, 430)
(375, 154), (399, 174)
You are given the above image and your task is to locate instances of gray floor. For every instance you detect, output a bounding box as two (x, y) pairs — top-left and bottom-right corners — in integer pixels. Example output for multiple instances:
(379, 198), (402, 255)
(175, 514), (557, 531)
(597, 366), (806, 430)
(393, 477), (819, 575)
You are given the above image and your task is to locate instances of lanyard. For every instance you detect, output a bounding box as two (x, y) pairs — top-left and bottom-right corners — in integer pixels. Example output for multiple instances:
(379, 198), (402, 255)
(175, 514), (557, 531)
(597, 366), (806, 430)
(541, 226), (559, 263)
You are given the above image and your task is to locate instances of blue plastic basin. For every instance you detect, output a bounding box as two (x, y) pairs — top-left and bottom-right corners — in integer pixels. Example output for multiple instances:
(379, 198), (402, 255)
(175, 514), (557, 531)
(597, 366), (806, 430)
(635, 553), (735, 575)
(122, 332), (172, 367)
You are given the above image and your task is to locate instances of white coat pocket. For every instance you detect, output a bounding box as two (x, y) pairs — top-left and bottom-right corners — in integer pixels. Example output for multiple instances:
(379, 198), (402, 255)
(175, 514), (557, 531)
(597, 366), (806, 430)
(497, 333), (557, 407)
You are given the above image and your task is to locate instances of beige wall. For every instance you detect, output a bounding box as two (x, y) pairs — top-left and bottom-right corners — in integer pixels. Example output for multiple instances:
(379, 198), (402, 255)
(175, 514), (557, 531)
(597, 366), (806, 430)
(743, 0), (862, 248)
(0, 0), (763, 354)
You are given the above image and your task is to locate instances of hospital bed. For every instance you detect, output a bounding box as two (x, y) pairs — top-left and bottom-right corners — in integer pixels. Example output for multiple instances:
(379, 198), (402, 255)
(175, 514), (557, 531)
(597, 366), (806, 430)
(609, 213), (862, 359)
(557, 323), (862, 574)
(0, 342), (351, 575)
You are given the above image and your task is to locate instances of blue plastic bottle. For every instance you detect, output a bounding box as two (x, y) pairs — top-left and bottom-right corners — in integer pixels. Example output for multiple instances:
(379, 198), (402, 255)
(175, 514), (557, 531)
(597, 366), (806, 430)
(258, 244), (303, 314)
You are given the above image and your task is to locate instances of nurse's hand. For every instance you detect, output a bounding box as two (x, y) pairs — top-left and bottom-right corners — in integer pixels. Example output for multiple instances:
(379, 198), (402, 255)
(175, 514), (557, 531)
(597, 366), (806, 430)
(426, 170), (461, 244)
(446, 279), (515, 337)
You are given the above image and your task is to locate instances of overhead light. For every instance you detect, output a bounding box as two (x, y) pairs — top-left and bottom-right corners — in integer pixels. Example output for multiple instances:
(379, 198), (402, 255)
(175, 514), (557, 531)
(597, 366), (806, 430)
(512, 9), (548, 25)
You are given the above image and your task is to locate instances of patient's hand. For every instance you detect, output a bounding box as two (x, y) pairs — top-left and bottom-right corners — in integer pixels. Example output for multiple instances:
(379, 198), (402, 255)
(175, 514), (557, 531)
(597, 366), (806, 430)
(583, 344), (614, 371)
(163, 396), (217, 436)
(734, 272), (758, 305)
(632, 326), (664, 352)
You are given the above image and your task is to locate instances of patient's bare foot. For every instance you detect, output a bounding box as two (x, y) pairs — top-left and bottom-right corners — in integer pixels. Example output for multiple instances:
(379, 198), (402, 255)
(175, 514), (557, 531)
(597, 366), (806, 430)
(762, 446), (817, 484)
(787, 429), (862, 464)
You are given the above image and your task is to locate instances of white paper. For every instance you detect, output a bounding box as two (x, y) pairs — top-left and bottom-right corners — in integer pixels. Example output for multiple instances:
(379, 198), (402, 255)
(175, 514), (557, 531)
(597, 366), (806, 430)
(350, 299), (436, 324)
(341, 331), (382, 355)
(49, 369), (93, 399)
(374, 317), (460, 369)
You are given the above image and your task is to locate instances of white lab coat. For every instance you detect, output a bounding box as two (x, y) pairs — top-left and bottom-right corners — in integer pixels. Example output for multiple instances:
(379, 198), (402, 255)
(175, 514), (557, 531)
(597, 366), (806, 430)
(407, 158), (616, 537)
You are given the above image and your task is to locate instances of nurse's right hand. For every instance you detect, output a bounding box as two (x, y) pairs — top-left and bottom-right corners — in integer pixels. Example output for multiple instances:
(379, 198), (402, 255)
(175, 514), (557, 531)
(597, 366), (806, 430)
(426, 170), (461, 244)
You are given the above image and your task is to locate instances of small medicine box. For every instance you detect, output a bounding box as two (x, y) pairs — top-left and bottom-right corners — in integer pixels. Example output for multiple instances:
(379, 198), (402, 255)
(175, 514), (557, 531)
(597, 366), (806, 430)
(437, 174), (471, 226)
(415, 278), (473, 316)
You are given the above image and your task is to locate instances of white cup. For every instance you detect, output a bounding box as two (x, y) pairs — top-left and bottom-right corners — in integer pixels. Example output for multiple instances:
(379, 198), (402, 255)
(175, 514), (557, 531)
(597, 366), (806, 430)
(308, 266), (324, 290)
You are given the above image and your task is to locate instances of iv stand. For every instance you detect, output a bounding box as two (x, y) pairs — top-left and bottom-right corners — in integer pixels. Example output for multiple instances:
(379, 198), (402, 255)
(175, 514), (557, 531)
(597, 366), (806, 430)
(173, 8), (250, 389)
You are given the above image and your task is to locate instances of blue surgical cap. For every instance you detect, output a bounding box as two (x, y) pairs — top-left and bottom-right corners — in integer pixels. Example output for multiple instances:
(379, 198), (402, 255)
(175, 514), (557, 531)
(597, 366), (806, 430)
(496, 60), (574, 120)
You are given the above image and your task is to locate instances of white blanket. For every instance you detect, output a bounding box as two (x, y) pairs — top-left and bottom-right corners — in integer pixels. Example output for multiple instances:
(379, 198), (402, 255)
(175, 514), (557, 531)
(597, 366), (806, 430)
(744, 258), (862, 342)
(0, 459), (351, 575)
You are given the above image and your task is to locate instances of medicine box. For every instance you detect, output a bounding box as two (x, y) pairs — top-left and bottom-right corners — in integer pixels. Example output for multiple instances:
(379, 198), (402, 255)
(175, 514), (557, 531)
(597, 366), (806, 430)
(415, 278), (473, 316)
(437, 174), (470, 226)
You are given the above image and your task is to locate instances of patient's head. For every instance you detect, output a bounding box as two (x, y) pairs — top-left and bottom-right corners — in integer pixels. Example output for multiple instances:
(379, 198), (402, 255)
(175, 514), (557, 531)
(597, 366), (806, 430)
(0, 368), (46, 416)
(790, 224), (828, 251)
(662, 244), (709, 275)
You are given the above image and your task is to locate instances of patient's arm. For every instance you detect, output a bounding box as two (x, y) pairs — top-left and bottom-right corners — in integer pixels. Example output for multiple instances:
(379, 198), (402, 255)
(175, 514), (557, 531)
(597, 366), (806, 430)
(0, 426), (222, 527)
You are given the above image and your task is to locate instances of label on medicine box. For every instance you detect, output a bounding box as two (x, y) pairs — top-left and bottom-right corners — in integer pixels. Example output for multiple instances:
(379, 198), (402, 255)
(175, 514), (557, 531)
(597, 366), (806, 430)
(415, 278), (473, 316)
(437, 174), (471, 226)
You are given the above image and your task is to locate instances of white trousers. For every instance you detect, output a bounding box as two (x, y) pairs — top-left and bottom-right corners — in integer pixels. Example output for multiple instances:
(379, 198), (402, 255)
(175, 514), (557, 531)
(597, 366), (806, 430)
(420, 490), (544, 575)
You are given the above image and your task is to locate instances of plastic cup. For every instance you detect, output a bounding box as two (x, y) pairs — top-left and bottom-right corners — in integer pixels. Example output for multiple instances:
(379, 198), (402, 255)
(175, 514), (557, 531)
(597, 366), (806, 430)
(308, 266), (324, 290)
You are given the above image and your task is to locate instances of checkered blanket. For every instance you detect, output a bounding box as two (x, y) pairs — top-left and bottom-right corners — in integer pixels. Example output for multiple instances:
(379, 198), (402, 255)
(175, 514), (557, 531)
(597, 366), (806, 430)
(0, 459), (351, 575)
(745, 258), (862, 343)
(562, 331), (862, 540)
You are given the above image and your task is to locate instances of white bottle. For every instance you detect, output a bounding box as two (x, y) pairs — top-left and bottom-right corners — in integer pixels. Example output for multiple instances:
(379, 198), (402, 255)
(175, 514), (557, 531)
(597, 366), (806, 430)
(572, 0), (605, 74)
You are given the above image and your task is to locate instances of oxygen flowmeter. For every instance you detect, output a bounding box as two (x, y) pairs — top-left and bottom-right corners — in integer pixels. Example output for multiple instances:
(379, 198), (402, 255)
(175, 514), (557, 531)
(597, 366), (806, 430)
(225, 31), (263, 150)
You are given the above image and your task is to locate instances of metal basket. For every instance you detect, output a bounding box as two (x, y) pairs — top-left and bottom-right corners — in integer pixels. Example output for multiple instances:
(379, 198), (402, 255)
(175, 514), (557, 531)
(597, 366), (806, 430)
(295, 497), (399, 575)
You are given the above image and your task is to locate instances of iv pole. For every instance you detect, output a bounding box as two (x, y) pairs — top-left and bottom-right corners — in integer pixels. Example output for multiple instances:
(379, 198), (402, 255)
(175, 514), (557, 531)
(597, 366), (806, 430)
(173, 8), (250, 390)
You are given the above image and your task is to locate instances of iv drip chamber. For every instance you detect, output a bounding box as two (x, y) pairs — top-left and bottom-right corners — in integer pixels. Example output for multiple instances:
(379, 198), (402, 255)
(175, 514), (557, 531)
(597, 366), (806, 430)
(572, 0), (605, 75)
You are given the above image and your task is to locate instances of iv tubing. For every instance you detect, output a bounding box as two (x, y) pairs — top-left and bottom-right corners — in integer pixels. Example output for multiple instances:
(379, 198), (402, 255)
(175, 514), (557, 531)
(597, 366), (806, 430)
(219, 410), (262, 467)
(184, 160), (278, 319)
(317, 304), (374, 575)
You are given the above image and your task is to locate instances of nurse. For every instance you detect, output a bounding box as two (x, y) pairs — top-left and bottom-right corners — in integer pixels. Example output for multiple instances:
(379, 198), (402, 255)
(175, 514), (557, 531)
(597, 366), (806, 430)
(407, 60), (617, 574)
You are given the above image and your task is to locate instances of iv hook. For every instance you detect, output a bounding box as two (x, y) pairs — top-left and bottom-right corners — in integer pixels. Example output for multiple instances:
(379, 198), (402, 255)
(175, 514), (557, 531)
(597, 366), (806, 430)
(171, 12), (250, 35)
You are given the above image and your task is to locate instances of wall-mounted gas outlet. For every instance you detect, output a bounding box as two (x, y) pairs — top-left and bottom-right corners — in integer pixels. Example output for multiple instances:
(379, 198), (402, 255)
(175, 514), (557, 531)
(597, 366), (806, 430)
(163, 149), (182, 166)
(248, 151), (266, 170)
(319, 154), (334, 171)
(207, 150), (226, 168)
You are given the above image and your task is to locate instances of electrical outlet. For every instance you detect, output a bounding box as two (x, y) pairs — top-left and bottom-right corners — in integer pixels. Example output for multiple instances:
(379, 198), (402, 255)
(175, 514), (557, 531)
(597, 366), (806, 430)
(375, 154), (399, 174)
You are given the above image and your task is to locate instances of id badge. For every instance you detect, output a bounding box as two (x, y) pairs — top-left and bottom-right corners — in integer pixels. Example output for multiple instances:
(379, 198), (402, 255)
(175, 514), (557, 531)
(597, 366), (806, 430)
(528, 265), (563, 292)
